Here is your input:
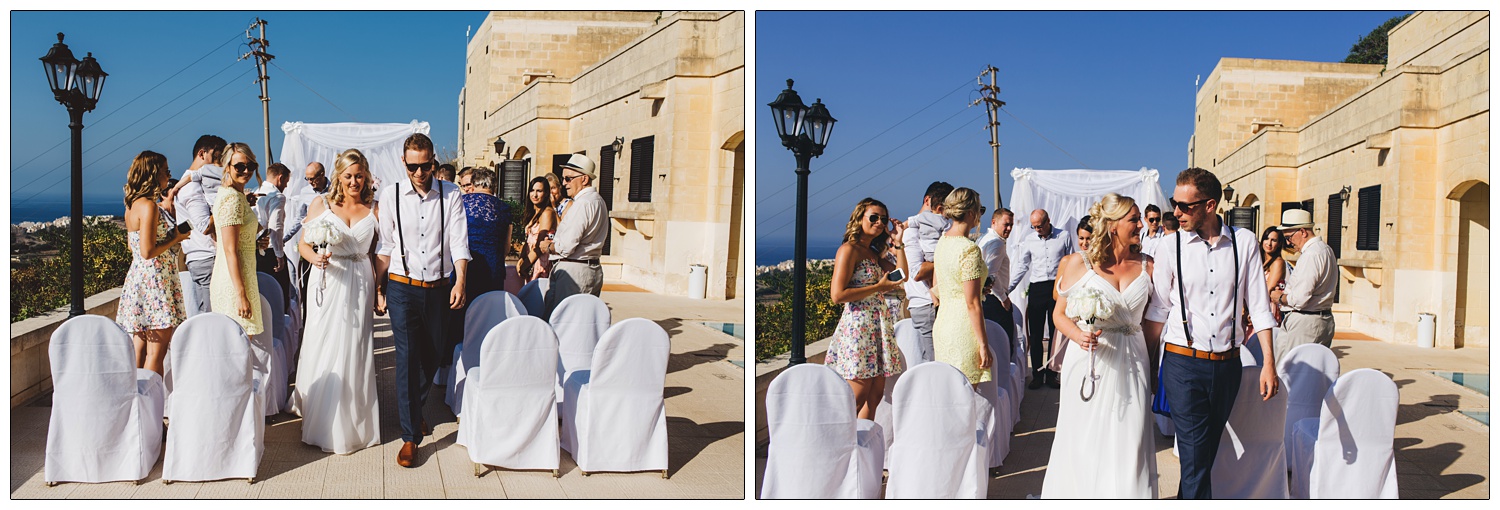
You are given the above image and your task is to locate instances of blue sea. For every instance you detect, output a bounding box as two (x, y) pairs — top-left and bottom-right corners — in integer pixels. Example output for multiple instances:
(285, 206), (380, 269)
(756, 241), (842, 268)
(11, 198), (123, 224)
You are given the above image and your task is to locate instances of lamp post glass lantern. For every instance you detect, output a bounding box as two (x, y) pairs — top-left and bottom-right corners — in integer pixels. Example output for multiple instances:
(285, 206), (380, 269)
(493, 136), (506, 160)
(40, 33), (107, 317)
(767, 78), (836, 365)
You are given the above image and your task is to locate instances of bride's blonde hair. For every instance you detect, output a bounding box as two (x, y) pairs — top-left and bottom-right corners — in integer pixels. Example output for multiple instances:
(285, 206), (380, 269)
(1085, 193), (1141, 268)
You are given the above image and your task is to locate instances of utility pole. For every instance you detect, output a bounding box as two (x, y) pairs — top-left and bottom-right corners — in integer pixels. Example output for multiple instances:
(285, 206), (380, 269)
(971, 65), (1006, 211)
(241, 18), (274, 181)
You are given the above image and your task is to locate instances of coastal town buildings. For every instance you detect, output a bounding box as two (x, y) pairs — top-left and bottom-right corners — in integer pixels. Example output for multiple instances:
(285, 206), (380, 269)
(1191, 11), (1488, 348)
(456, 11), (746, 300)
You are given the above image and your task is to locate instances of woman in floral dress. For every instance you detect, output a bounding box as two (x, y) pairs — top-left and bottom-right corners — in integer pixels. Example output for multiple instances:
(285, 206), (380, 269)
(118, 150), (190, 375)
(209, 142), (262, 336)
(825, 198), (909, 419)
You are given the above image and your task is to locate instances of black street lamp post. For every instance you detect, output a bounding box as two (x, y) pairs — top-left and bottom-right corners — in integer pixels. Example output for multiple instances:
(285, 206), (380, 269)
(767, 79), (836, 366)
(40, 33), (108, 317)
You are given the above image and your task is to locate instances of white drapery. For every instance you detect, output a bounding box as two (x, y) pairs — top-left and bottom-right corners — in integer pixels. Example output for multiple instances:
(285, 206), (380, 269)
(1005, 167), (1170, 256)
(279, 121), (430, 200)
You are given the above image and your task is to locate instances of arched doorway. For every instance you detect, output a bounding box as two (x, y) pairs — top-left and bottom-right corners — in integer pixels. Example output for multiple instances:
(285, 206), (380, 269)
(724, 132), (745, 299)
(1451, 181), (1488, 348)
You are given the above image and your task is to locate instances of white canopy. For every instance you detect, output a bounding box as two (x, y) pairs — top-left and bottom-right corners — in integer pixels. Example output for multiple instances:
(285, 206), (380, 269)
(1004, 167), (1171, 255)
(279, 121), (430, 199)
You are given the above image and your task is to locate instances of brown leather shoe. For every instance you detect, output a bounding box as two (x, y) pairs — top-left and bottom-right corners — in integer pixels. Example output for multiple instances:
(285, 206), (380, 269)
(397, 441), (417, 468)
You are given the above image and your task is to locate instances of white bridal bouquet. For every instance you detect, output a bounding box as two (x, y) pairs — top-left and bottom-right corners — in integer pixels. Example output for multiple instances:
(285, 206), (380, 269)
(1065, 286), (1113, 401)
(302, 219), (345, 306)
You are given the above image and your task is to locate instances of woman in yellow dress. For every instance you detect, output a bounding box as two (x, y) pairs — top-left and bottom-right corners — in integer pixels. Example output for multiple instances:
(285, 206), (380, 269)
(932, 187), (992, 385)
(209, 142), (263, 335)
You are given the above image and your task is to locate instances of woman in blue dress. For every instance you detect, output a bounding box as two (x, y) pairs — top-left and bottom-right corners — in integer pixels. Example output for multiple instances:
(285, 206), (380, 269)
(458, 167), (513, 297)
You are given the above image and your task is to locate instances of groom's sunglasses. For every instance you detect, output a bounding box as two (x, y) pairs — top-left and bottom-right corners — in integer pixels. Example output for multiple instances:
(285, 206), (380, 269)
(405, 162), (435, 173)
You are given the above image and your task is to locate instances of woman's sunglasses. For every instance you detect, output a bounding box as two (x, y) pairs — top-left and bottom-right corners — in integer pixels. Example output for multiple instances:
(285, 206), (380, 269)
(866, 213), (887, 224)
(232, 162), (257, 173)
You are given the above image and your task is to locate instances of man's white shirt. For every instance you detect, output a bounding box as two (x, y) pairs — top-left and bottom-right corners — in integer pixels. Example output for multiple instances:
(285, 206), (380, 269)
(1282, 236), (1337, 312)
(1145, 224), (1278, 353)
(902, 215), (931, 308)
(1007, 226), (1074, 293)
(375, 179), (471, 281)
(552, 186), (608, 260)
(977, 229), (1010, 300)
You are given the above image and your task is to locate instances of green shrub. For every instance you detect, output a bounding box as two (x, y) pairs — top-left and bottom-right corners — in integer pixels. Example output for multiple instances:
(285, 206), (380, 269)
(754, 262), (843, 361)
(11, 219), (131, 322)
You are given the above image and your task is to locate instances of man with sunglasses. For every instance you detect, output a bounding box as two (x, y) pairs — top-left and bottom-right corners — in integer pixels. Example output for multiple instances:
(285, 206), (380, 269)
(1268, 208), (1337, 362)
(1007, 208), (1074, 389)
(172, 134), (227, 314)
(375, 133), (471, 468)
(1144, 167), (1279, 499)
(539, 153), (609, 319)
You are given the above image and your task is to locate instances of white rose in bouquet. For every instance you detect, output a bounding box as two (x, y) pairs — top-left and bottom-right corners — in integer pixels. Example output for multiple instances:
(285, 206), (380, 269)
(1066, 287), (1113, 332)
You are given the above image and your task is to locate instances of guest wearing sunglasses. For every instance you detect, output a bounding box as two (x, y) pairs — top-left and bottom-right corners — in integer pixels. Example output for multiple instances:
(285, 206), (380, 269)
(932, 188), (993, 388)
(1007, 208), (1074, 389)
(209, 142), (264, 336)
(538, 154), (609, 319)
(375, 133), (471, 468)
(826, 197), (908, 419)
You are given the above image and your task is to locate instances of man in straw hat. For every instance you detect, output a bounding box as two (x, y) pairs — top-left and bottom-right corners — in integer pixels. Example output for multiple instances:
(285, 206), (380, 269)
(539, 153), (610, 318)
(1269, 208), (1338, 361)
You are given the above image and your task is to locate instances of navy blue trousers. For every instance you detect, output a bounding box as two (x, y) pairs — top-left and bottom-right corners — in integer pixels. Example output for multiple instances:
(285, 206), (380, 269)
(387, 279), (451, 444)
(1162, 350), (1242, 499)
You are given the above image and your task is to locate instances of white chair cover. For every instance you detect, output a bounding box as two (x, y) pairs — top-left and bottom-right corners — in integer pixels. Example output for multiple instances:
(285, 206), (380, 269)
(1008, 305), (1026, 425)
(885, 362), (990, 499)
(762, 364), (884, 499)
(874, 318), (922, 468)
(550, 293), (611, 404)
(250, 295), (287, 416)
(458, 316), (560, 470)
(163, 313), (265, 482)
(1291, 369), (1399, 499)
(1212, 366), (1289, 498)
(518, 278), (548, 319)
(256, 271), (299, 366)
(44, 316), (165, 484)
(559, 318), (670, 473)
(447, 291), (527, 415)
(975, 319), (1014, 467)
(1279, 343), (1339, 480)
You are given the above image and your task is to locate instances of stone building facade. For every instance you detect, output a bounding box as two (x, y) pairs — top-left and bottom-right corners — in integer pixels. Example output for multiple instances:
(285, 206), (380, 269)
(1190, 11), (1488, 348)
(458, 11), (745, 299)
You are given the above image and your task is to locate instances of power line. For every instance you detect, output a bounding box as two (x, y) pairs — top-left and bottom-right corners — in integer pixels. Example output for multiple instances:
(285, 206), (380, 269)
(15, 69), (256, 207)
(11, 59), (243, 196)
(756, 104), (974, 230)
(147, 81), (260, 147)
(999, 106), (1091, 169)
(10, 32), (242, 178)
(756, 117), (982, 242)
(756, 78), (973, 206)
(269, 61), (357, 121)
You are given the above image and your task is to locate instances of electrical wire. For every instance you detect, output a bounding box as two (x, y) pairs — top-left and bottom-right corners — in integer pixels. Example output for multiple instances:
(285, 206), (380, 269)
(999, 106), (1091, 169)
(756, 78), (974, 206)
(269, 61), (358, 122)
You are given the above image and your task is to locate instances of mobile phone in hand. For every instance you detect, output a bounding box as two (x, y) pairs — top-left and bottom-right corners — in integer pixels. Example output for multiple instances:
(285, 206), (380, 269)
(176, 221), (193, 235)
(886, 268), (905, 282)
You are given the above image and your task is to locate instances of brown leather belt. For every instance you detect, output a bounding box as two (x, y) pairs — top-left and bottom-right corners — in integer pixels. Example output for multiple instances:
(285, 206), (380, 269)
(1164, 342), (1240, 361)
(559, 258), (600, 266)
(388, 273), (444, 289)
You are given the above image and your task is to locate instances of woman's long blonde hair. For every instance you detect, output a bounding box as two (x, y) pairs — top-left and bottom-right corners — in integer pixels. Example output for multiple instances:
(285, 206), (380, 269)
(1084, 193), (1141, 268)
(123, 150), (168, 208)
(328, 149), (374, 205)
(216, 142), (257, 187)
(842, 197), (890, 253)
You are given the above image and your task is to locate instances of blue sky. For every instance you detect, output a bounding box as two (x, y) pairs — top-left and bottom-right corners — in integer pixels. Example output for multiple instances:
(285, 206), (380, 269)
(754, 10), (1410, 263)
(9, 10), (487, 222)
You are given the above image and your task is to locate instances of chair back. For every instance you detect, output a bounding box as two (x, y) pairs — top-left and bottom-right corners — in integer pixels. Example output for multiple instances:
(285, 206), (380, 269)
(1310, 368), (1399, 499)
(585, 318), (670, 458)
(47, 316), (139, 451)
(256, 272), (284, 318)
(1213, 365), (1290, 498)
(894, 318), (925, 367)
(887, 362), (987, 498)
(1279, 343), (1339, 457)
(164, 313), (262, 481)
(465, 315), (560, 468)
(552, 293), (611, 391)
(450, 290), (526, 415)
(518, 278), (548, 318)
(763, 364), (861, 498)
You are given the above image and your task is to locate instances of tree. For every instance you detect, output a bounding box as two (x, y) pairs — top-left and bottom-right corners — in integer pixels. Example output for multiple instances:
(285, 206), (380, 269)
(1344, 14), (1411, 65)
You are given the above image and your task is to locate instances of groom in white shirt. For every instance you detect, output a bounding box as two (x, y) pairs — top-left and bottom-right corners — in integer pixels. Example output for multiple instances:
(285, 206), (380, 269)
(375, 133), (470, 468)
(1145, 167), (1279, 499)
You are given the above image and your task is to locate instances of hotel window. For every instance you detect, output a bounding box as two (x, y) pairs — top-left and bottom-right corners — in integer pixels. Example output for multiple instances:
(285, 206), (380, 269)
(1356, 185), (1381, 251)
(628, 136), (655, 203)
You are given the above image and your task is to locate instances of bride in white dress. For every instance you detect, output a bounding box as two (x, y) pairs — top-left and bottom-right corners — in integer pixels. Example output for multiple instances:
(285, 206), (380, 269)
(289, 149), (385, 454)
(1041, 193), (1164, 498)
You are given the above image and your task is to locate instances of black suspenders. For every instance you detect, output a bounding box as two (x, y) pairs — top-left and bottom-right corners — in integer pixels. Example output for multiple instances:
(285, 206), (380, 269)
(393, 180), (447, 281)
(1176, 227), (1240, 350)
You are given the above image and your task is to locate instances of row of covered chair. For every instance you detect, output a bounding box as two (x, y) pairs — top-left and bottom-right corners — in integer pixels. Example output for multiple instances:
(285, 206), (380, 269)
(450, 289), (670, 478)
(46, 313), (265, 485)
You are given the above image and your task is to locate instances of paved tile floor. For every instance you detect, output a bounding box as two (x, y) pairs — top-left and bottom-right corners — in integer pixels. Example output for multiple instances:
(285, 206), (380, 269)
(13, 291), (746, 499)
(756, 337), (1489, 499)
